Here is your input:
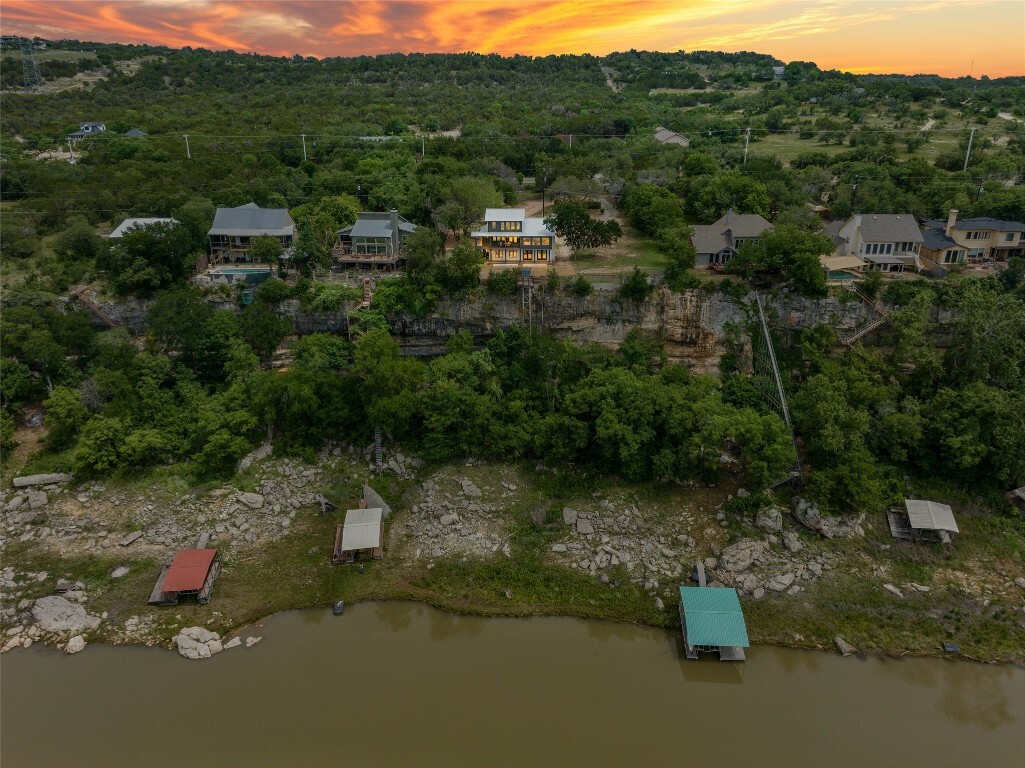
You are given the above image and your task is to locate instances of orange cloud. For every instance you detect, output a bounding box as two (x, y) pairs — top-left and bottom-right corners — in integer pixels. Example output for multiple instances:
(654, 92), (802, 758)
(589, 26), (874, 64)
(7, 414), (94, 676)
(1, 0), (1022, 77)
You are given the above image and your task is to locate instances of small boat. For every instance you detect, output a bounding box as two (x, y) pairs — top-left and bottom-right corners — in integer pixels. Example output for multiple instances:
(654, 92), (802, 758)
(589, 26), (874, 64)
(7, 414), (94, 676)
(332, 600), (345, 616)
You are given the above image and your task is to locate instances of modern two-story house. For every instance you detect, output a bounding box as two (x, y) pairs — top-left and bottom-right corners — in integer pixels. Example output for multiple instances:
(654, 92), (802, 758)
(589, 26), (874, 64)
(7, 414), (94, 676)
(691, 209), (772, 267)
(826, 214), (923, 273)
(207, 203), (295, 262)
(471, 208), (554, 266)
(921, 209), (1025, 261)
(333, 210), (417, 271)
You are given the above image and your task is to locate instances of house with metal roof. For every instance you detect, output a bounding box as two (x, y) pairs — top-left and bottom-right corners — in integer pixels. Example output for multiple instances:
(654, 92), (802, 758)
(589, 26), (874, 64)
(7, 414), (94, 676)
(207, 202), (295, 262)
(123, 127), (148, 138)
(333, 210), (417, 271)
(108, 217), (177, 238)
(333, 508), (384, 563)
(691, 209), (772, 267)
(653, 127), (690, 147)
(68, 121), (106, 141)
(887, 499), (959, 544)
(679, 585), (749, 661)
(471, 208), (554, 267)
(829, 213), (924, 273)
(922, 209), (1025, 261)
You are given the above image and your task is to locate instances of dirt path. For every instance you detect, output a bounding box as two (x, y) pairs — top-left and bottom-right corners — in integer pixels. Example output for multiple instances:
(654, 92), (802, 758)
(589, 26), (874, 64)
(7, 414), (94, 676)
(921, 118), (936, 131)
(600, 66), (622, 93)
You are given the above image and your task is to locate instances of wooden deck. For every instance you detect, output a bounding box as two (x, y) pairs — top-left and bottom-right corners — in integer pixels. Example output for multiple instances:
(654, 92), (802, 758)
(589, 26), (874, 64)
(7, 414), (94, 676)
(887, 508), (914, 540)
(148, 565), (176, 605)
(197, 560), (220, 604)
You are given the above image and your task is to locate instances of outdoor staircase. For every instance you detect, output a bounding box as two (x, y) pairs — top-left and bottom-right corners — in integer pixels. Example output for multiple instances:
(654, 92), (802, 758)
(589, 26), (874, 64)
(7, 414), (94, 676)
(838, 282), (891, 345)
(374, 427), (383, 472)
(360, 277), (373, 309)
(69, 285), (119, 329)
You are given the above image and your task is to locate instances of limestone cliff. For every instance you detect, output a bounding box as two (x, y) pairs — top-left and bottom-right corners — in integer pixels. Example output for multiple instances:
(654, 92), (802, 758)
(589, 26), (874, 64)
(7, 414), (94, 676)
(73, 287), (892, 372)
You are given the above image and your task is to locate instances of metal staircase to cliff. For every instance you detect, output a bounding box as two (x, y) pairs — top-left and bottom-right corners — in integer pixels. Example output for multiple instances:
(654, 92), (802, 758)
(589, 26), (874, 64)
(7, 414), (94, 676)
(838, 282), (891, 345)
(69, 285), (120, 330)
(753, 292), (802, 488)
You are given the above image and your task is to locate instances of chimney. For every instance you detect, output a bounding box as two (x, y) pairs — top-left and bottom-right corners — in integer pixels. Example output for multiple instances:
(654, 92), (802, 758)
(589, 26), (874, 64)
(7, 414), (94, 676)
(390, 209), (399, 251)
(946, 208), (958, 237)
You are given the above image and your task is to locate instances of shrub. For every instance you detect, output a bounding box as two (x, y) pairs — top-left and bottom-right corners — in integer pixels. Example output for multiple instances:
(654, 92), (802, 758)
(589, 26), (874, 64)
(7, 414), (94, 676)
(618, 268), (651, 301)
(255, 277), (292, 304)
(485, 269), (519, 296)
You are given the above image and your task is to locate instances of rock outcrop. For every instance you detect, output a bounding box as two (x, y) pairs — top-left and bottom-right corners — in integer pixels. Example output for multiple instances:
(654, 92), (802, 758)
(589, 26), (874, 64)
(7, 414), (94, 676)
(31, 596), (101, 634)
(174, 627), (223, 659)
(792, 499), (864, 539)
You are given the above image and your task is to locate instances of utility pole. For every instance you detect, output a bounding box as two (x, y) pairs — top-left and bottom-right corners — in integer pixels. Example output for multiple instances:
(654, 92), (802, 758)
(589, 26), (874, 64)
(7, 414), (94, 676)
(184, 134), (191, 159)
(963, 127), (976, 172)
(851, 175), (859, 211)
(743, 127), (751, 164)
(541, 174), (547, 216)
(421, 134), (425, 160)
(301, 134), (307, 162)
(569, 133), (573, 149)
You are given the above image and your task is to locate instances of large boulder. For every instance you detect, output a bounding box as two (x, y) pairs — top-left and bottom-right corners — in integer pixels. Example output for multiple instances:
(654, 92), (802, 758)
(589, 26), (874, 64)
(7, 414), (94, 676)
(719, 539), (768, 573)
(756, 506), (783, 533)
(460, 479), (482, 499)
(31, 596), (100, 634)
(792, 499), (864, 539)
(13, 473), (73, 488)
(240, 492), (265, 509)
(362, 484), (391, 518)
(65, 635), (86, 654)
(174, 627), (223, 660)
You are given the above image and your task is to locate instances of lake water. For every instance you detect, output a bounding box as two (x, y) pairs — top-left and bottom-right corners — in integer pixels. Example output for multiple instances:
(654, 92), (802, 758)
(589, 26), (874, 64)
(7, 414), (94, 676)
(2, 602), (1023, 768)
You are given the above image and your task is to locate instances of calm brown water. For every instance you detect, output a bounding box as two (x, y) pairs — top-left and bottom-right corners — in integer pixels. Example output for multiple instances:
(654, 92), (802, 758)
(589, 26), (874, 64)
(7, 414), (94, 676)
(2, 602), (1023, 768)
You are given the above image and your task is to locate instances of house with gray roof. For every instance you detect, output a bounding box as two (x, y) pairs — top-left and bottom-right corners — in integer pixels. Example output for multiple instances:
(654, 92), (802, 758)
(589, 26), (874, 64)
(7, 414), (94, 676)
(123, 128), (148, 138)
(68, 121), (106, 141)
(471, 208), (554, 267)
(653, 127), (690, 147)
(691, 209), (772, 267)
(830, 213), (923, 273)
(207, 203), (295, 261)
(921, 209), (1025, 261)
(333, 210), (417, 271)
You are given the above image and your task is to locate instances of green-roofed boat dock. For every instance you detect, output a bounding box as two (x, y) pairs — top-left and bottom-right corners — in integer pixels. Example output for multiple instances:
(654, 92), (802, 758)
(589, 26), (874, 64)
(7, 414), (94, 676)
(679, 576), (750, 662)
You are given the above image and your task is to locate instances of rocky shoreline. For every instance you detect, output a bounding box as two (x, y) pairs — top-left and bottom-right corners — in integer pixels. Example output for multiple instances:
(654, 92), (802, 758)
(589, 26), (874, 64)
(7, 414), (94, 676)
(3, 450), (1024, 663)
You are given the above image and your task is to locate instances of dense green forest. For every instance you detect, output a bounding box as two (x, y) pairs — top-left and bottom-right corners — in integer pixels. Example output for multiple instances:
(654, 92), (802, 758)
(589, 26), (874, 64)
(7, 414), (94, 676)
(1, 42), (1024, 516)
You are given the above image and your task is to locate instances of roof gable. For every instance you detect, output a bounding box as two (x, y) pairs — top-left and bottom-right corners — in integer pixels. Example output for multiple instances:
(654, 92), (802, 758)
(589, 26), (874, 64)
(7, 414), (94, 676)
(340, 508), (383, 551)
(679, 586), (749, 647)
(208, 204), (295, 237)
(485, 208), (526, 222)
(855, 214), (924, 243)
(905, 499), (959, 533)
(163, 549), (217, 592)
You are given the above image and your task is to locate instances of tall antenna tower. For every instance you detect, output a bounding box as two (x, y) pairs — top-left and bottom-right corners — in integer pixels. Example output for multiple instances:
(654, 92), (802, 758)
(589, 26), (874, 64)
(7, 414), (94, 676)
(19, 37), (43, 92)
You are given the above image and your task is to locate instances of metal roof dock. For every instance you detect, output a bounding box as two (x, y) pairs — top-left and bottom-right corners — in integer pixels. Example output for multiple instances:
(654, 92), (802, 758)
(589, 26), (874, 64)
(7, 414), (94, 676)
(679, 585), (749, 661)
(333, 508), (384, 563)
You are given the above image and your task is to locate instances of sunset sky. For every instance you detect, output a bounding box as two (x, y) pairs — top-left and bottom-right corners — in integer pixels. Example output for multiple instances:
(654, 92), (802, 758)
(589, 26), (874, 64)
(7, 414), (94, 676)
(2, 0), (1023, 77)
